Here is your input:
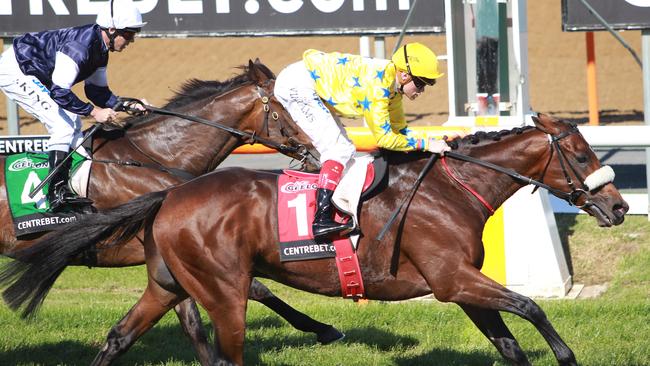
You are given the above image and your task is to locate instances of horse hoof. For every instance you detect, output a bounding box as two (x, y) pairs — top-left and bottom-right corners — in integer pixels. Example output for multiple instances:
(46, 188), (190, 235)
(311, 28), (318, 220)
(317, 326), (345, 345)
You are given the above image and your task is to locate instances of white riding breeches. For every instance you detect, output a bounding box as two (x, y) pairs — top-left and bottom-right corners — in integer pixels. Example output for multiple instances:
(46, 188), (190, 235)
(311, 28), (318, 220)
(0, 47), (82, 152)
(274, 61), (356, 166)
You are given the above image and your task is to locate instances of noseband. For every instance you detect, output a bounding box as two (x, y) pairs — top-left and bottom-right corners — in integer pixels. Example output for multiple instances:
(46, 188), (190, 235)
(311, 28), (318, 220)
(537, 125), (612, 208)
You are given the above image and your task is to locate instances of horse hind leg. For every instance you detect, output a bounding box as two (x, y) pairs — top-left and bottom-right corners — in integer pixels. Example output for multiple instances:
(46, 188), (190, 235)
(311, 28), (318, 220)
(431, 266), (577, 366)
(460, 304), (530, 366)
(248, 278), (345, 344)
(91, 282), (227, 366)
(174, 298), (214, 365)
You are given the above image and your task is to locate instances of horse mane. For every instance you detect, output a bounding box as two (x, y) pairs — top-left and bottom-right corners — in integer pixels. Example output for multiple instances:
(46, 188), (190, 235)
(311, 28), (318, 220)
(377, 125), (539, 166)
(123, 62), (275, 127)
(447, 125), (536, 150)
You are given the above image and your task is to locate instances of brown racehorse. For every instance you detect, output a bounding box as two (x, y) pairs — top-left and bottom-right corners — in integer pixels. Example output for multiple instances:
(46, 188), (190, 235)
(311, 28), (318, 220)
(0, 60), (343, 363)
(1, 114), (629, 365)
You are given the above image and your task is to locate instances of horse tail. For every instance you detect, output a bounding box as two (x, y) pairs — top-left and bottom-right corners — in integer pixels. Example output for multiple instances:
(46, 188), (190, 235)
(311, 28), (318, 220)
(0, 190), (168, 319)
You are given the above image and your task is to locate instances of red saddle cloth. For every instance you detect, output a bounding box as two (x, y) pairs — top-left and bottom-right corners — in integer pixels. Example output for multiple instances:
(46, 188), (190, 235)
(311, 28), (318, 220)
(276, 166), (374, 300)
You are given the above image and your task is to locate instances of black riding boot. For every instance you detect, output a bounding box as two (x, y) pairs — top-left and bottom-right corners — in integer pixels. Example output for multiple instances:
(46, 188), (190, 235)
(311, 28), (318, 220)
(312, 188), (353, 242)
(47, 150), (93, 212)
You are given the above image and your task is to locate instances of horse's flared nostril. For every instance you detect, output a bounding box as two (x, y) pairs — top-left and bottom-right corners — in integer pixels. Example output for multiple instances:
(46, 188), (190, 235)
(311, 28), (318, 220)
(613, 202), (629, 217)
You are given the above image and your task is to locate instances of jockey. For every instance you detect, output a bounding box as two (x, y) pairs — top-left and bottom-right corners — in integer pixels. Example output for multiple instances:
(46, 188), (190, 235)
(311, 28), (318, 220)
(275, 42), (450, 241)
(0, 0), (146, 212)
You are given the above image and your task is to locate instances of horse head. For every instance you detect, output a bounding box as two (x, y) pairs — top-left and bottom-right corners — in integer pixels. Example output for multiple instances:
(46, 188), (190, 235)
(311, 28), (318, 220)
(245, 59), (320, 171)
(531, 113), (628, 226)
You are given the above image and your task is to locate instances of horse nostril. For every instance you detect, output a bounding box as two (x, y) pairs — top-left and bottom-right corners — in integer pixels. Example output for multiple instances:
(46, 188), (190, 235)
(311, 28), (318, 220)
(613, 203), (628, 217)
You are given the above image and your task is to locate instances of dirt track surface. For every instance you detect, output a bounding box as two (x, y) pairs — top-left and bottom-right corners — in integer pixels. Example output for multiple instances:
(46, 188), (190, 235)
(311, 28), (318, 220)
(0, 1), (644, 135)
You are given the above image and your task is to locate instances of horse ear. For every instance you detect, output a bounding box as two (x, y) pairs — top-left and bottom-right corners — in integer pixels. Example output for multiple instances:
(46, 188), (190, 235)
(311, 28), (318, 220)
(531, 113), (563, 134)
(248, 59), (270, 84)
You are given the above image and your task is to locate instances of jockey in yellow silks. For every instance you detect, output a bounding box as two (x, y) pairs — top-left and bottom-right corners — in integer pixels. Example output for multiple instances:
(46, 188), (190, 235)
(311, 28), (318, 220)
(274, 42), (448, 241)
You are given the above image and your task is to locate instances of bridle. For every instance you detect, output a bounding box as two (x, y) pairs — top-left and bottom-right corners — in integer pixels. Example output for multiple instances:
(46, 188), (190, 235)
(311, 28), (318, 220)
(445, 125), (611, 210)
(534, 125), (593, 208)
(115, 83), (317, 167)
(377, 126), (610, 241)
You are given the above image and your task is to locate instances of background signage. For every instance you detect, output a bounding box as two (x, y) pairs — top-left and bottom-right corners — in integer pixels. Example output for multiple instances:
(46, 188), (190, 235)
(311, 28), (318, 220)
(0, 0), (445, 37)
(562, 0), (650, 31)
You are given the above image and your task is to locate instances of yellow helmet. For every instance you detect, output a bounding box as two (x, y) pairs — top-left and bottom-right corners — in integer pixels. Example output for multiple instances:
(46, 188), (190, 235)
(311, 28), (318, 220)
(392, 42), (444, 80)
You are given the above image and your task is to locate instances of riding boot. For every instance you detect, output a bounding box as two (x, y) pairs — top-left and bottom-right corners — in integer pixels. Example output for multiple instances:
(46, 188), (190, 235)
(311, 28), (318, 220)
(47, 150), (93, 213)
(312, 160), (353, 241)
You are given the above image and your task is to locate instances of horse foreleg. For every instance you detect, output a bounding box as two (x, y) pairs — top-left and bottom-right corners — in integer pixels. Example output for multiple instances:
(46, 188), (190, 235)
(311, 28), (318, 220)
(459, 304), (530, 366)
(430, 265), (577, 366)
(174, 298), (214, 365)
(248, 278), (345, 344)
(91, 283), (199, 366)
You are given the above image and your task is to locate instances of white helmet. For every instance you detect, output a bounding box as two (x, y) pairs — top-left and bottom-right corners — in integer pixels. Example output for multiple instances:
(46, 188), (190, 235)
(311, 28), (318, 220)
(96, 0), (147, 32)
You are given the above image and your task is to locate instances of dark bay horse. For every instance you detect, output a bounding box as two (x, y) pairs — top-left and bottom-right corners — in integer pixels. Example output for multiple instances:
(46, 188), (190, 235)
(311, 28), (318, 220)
(1, 114), (629, 365)
(0, 60), (343, 362)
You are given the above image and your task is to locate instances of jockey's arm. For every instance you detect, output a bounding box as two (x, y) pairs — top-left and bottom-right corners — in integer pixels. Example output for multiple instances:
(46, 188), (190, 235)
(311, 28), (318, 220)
(365, 97), (429, 151)
(49, 48), (95, 116)
(84, 67), (119, 109)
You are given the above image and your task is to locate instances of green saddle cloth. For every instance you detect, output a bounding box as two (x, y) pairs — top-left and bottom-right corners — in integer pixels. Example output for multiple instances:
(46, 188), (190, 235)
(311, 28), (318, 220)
(5, 151), (86, 237)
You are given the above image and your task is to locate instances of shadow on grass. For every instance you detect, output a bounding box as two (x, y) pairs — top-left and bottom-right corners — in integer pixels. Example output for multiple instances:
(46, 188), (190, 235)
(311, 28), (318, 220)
(395, 348), (549, 366)
(0, 320), (552, 366)
(0, 325), (203, 365)
(244, 326), (419, 364)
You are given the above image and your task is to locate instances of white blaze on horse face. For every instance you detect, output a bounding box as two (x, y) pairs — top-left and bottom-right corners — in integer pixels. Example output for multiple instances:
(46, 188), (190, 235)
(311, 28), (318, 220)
(584, 165), (615, 191)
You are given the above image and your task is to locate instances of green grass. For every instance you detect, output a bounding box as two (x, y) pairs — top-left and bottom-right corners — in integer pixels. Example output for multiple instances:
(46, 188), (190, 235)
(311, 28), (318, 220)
(1, 214), (649, 365)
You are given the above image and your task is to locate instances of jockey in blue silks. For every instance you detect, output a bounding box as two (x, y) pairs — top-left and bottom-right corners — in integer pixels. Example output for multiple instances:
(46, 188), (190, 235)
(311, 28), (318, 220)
(0, 0), (146, 212)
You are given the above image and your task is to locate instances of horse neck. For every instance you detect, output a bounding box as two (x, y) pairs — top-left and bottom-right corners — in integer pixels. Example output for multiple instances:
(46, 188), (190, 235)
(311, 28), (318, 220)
(128, 85), (259, 175)
(439, 128), (550, 217)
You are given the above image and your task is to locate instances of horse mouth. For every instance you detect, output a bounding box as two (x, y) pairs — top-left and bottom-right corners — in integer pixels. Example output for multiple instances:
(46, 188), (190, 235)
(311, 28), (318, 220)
(587, 202), (627, 227)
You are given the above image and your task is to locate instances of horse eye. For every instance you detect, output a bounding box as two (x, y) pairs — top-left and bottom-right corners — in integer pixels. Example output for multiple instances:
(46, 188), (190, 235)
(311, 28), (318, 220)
(576, 155), (588, 164)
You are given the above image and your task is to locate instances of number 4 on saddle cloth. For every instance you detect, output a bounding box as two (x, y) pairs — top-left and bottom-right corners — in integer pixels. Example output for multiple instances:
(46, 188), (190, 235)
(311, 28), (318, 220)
(277, 154), (386, 299)
(5, 149), (92, 237)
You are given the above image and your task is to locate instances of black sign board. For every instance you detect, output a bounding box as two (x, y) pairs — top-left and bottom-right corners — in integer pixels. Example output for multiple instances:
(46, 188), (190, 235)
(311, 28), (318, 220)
(0, 0), (445, 37)
(562, 0), (650, 31)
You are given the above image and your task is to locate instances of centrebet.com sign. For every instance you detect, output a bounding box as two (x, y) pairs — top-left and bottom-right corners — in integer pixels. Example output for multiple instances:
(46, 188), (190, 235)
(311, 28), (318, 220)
(0, 0), (445, 37)
(0, 135), (49, 155)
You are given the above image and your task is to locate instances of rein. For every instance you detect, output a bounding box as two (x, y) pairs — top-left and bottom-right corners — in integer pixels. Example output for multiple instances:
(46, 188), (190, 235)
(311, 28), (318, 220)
(376, 126), (601, 241)
(117, 92), (307, 157)
(445, 125), (592, 208)
(444, 151), (574, 203)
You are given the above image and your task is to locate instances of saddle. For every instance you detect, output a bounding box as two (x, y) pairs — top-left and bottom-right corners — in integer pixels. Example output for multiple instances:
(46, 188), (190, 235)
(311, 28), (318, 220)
(275, 152), (388, 299)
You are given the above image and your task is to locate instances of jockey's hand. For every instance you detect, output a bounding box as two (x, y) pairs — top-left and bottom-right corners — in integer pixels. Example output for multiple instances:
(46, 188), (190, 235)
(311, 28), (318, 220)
(427, 138), (451, 155)
(91, 106), (124, 128)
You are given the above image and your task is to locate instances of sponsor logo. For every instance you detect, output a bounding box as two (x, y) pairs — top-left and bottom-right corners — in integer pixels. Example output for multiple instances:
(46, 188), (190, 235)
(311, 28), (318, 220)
(280, 180), (317, 193)
(8, 157), (48, 172)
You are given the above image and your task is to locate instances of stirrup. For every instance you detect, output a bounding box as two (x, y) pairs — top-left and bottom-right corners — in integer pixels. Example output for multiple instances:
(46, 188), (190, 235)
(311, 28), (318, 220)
(49, 190), (94, 213)
(313, 220), (354, 241)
